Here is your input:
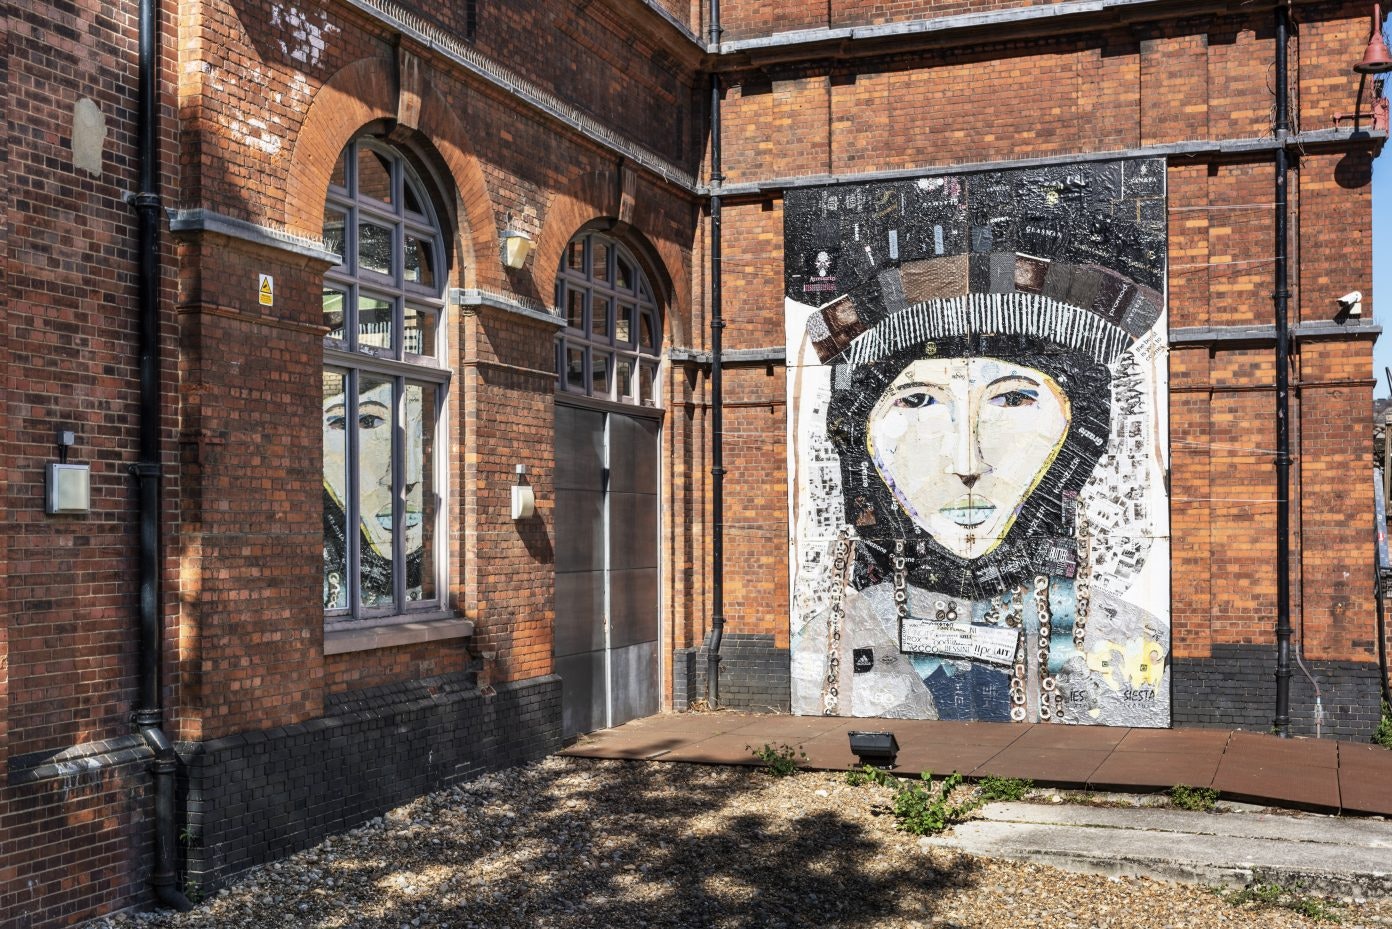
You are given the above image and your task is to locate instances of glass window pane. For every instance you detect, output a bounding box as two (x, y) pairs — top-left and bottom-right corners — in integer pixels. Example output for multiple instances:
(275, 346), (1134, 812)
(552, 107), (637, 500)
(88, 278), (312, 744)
(591, 295), (611, 340)
(616, 303), (635, 344)
(591, 351), (610, 398)
(359, 221), (393, 276)
(567, 239), (585, 272)
(404, 236), (435, 288)
(359, 148), (393, 204)
(358, 375), (395, 609)
(403, 306), (436, 358)
(639, 309), (657, 350)
(323, 288), (347, 341)
(405, 382), (436, 604)
(616, 254), (634, 291)
(566, 289), (585, 330)
(592, 241), (610, 283)
(358, 295), (394, 352)
(404, 178), (424, 215)
(329, 149), (348, 189)
(323, 208), (346, 264)
(566, 346), (586, 392)
(323, 370), (349, 611)
(616, 358), (634, 401)
(639, 362), (657, 407)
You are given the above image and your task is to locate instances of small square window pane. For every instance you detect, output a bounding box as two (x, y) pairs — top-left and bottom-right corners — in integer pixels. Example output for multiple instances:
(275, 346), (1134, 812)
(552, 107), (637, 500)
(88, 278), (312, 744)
(404, 178), (424, 216)
(591, 351), (611, 398)
(566, 289), (585, 329)
(591, 296), (611, 340)
(358, 295), (394, 352)
(616, 304), (635, 344)
(567, 239), (585, 272)
(592, 241), (610, 282)
(639, 309), (658, 350)
(639, 362), (657, 407)
(358, 374), (395, 609)
(566, 346), (586, 391)
(403, 306), (437, 357)
(322, 209), (346, 264)
(405, 382), (437, 604)
(323, 288), (347, 341)
(359, 221), (393, 276)
(405, 236), (435, 288)
(359, 149), (393, 204)
(616, 358), (634, 400)
(323, 369), (349, 611)
(616, 254), (634, 291)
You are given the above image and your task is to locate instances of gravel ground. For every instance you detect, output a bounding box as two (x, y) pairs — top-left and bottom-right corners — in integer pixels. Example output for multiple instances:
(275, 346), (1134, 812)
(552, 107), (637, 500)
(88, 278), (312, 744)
(95, 757), (1392, 929)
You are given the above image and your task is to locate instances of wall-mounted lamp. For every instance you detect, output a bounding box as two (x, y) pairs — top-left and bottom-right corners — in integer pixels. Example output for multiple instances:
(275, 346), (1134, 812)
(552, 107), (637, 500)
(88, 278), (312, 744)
(1339, 290), (1364, 318)
(1354, 3), (1392, 73)
(511, 463), (535, 520)
(46, 429), (91, 515)
(501, 229), (535, 269)
(848, 730), (899, 770)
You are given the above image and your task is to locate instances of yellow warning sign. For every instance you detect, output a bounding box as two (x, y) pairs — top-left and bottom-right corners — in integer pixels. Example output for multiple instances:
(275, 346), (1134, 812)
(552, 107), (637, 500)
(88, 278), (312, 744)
(258, 274), (274, 307)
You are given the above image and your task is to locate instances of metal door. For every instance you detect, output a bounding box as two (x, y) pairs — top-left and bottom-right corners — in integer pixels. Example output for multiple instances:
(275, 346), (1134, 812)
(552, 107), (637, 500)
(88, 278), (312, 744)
(554, 405), (660, 739)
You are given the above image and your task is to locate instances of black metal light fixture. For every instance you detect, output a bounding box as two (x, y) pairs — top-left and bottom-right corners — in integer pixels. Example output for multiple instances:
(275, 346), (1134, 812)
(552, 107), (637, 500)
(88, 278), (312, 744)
(848, 730), (899, 769)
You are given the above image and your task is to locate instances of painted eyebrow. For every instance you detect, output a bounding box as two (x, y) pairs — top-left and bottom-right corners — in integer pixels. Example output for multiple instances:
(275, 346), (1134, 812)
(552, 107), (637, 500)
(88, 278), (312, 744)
(985, 374), (1041, 389)
(889, 380), (948, 391)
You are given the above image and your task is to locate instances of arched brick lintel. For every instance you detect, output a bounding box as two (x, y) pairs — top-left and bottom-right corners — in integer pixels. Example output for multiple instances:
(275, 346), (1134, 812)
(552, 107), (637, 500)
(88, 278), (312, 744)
(416, 83), (496, 292)
(282, 56), (396, 236)
(535, 171), (690, 346)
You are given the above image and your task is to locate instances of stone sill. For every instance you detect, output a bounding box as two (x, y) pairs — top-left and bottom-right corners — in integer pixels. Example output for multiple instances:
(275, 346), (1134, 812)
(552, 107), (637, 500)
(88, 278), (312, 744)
(324, 613), (474, 655)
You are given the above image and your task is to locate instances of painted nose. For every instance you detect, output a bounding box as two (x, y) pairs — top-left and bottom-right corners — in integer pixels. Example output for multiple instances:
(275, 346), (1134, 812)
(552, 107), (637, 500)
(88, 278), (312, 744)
(949, 407), (988, 487)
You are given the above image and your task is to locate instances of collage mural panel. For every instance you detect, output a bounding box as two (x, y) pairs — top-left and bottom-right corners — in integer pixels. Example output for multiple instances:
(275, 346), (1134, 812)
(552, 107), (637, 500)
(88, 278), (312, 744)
(785, 159), (1170, 726)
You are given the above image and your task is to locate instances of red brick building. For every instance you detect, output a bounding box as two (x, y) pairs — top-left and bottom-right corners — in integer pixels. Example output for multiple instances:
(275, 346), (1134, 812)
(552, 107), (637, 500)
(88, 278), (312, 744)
(1, 0), (1386, 925)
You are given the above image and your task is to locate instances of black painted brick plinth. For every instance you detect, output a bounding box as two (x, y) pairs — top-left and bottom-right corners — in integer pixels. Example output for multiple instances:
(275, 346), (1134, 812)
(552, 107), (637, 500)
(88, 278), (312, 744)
(176, 672), (562, 892)
(1173, 644), (1381, 740)
(674, 633), (790, 712)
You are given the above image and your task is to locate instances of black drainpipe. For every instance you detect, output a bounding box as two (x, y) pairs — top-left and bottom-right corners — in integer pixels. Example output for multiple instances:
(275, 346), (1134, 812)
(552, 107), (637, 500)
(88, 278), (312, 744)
(133, 0), (193, 910)
(706, 0), (726, 708)
(1273, 1), (1295, 738)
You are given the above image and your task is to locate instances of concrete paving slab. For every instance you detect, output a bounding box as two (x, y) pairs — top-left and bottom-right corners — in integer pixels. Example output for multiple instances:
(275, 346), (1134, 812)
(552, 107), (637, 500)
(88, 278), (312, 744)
(924, 801), (1392, 899)
(891, 742), (1008, 778)
(1011, 724), (1129, 752)
(661, 734), (771, 765)
(1227, 731), (1339, 768)
(724, 714), (848, 739)
(1114, 728), (1231, 753)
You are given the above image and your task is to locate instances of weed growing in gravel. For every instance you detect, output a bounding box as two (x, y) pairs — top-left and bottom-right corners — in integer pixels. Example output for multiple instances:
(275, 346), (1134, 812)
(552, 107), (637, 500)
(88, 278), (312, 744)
(845, 764), (896, 788)
(1374, 701), (1392, 749)
(1169, 784), (1220, 811)
(892, 772), (981, 836)
(747, 742), (806, 777)
(977, 776), (1032, 802)
(1222, 880), (1343, 923)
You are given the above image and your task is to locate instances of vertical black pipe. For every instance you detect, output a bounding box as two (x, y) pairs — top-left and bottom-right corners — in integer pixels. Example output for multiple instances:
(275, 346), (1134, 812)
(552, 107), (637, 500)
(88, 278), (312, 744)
(704, 0), (725, 707)
(706, 64), (726, 708)
(1273, 2), (1294, 738)
(134, 0), (192, 910)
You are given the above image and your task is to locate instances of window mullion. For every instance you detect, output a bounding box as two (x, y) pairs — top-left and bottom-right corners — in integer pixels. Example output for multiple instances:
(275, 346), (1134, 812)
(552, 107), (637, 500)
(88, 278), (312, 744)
(346, 368), (362, 619)
(393, 374), (407, 612)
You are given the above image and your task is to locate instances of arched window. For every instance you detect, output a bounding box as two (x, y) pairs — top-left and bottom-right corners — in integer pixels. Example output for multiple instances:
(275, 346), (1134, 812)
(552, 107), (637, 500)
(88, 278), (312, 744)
(321, 137), (449, 620)
(555, 231), (662, 407)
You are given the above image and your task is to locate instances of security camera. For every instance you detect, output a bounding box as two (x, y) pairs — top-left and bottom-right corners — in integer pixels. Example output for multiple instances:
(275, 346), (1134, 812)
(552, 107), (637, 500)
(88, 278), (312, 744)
(1338, 291), (1362, 316)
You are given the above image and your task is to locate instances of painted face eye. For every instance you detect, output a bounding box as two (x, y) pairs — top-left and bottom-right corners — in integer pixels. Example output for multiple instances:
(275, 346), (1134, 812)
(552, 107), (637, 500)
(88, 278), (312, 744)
(325, 409), (347, 430)
(359, 412), (388, 429)
(894, 392), (936, 409)
(989, 389), (1038, 408)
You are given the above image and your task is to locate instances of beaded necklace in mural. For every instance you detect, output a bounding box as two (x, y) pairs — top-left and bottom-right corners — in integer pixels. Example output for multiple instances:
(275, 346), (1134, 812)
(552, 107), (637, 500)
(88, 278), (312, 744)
(821, 527), (1081, 722)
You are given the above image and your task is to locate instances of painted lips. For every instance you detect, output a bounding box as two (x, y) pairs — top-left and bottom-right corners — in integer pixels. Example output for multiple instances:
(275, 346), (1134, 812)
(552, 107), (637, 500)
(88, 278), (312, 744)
(939, 498), (996, 527)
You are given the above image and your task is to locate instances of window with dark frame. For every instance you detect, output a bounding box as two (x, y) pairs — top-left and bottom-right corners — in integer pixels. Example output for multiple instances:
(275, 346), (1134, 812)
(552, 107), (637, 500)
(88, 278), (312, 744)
(555, 231), (663, 406)
(322, 138), (449, 621)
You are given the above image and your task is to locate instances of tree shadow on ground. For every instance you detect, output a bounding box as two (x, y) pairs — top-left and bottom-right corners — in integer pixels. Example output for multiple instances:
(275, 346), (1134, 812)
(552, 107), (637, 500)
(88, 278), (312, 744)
(309, 759), (980, 929)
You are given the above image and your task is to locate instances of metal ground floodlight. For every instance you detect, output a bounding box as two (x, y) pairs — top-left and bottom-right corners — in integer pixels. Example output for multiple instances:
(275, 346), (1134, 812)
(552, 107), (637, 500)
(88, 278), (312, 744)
(848, 730), (899, 769)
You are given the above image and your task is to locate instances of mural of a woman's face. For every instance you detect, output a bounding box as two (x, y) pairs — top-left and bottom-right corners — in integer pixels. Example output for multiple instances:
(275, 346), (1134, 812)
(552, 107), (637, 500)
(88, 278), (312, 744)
(865, 356), (1071, 559)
